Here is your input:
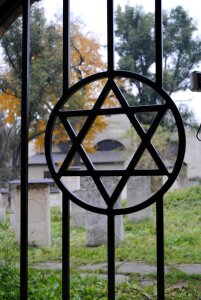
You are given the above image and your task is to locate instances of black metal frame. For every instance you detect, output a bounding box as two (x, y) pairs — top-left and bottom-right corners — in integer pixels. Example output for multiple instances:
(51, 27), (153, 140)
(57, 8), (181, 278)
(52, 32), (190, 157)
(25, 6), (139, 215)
(20, 0), (30, 299)
(20, 0), (186, 299)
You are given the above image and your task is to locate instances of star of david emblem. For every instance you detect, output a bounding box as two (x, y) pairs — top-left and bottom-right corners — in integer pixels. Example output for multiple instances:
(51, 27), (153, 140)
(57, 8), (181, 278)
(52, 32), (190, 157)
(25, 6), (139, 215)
(45, 72), (185, 214)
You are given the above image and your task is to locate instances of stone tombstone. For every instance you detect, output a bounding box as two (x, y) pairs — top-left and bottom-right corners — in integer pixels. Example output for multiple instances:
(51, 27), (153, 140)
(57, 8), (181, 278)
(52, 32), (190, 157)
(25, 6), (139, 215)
(0, 192), (6, 222)
(9, 183), (17, 231)
(0, 188), (9, 208)
(49, 176), (80, 209)
(177, 162), (189, 188)
(71, 175), (90, 228)
(71, 197), (86, 228)
(12, 179), (52, 247)
(127, 176), (152, 223)
(73, 176), (124, 247)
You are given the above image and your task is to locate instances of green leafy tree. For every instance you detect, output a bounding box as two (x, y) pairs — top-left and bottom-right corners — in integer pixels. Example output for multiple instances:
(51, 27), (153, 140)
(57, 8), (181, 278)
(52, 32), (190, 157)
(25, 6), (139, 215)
(115, 5), (201, 125)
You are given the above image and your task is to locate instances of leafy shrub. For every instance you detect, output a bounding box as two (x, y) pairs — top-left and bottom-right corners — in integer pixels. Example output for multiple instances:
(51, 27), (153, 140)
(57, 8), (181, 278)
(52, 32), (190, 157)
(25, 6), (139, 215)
(0, 223), (20, 299)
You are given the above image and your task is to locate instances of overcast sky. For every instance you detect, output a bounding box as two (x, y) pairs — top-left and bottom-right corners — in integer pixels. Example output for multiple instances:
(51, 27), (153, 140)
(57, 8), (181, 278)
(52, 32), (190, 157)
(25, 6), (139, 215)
(42, 0), (201, 122)
(43, 0), (201, 35)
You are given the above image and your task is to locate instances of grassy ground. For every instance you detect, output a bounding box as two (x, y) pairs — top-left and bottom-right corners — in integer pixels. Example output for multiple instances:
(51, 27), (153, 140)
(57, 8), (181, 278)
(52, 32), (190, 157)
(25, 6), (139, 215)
(0, 185), (201, 299)
(27, 185), (201, 266)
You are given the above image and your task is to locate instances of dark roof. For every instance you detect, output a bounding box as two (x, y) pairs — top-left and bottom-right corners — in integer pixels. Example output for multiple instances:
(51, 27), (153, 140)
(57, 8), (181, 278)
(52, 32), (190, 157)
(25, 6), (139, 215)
(29, 153), (67, 165)
(10, 178), (54, 185)
(29, 150), (125, 166)
(0, 0), (39, 38)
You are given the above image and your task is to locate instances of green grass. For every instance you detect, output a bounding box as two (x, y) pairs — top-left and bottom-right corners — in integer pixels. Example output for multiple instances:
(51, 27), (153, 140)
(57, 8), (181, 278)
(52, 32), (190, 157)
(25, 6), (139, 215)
(27, 185), (201, 266)
(164, 186), (201, 264)
(0, 185), (201, 298)
(0, 266), (200, 299)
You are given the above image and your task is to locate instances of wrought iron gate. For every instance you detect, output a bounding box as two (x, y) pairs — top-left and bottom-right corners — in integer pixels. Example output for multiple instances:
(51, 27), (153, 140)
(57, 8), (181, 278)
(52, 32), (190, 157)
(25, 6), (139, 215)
(20, 0), (186, 299)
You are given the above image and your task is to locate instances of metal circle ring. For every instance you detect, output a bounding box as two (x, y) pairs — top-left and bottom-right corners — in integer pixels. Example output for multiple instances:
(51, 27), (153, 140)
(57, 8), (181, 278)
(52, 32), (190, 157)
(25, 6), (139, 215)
(45, 70), (186, 216)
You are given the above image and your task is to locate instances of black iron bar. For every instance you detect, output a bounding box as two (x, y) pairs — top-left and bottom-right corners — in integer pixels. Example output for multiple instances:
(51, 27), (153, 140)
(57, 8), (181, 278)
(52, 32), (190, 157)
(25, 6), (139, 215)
(60, 104), (166, 117)
(155, 0), (163, 86)
(107, 212), (115, 299)
(61, 169), (168, 177)
(155, 1), (165, 298)
(107, 0), (114, 73)
(62, 1), (70, 299)
(156, 198), (165, 300)
(43, 0), (185, 299)
(63, 0), (70, 93)
(20, 0), (30, 299)
(62, 194), (70, 300)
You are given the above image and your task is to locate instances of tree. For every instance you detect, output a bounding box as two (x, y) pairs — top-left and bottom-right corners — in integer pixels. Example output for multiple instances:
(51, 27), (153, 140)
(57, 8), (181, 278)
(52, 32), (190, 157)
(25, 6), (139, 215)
(0, 91), (20, 179)
(0, 3), (108, 179)
(115, 5), (155, 79)
(115, 5), (201, 125)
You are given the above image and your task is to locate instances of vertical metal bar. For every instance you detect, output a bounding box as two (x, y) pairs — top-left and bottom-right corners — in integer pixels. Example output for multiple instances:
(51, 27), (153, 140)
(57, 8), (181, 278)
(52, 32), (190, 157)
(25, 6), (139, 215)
(63, 0), (70, 92)
(20, 0), (30, 299)
(156, 199), (165, 300)
(62, 1), (70, 299)
(107, 212), (115, 300)
(62, 194), (70, 300)
(155, 1), (165, 297)
(155, 0), (163, 86)
(107, 0), (114, 73)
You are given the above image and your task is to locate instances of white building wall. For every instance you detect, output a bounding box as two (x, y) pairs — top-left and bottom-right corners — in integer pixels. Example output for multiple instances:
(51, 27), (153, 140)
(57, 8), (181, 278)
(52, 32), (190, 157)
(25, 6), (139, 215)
(29, 165), (48, 179)
(184, 128), (201, 179)
(94, 114), (131, 148)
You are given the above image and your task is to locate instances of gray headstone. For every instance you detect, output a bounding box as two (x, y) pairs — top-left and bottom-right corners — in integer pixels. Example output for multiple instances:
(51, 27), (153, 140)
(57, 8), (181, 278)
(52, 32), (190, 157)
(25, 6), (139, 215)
(127, 176), (152, 223)
(84, 176), (124, 247)
(9, 184), (16, 230)
(71, 198), (86, 228)
(0, 192), (3, 207)
(0, 192), (6, 222)
(11, 180), (51, 246)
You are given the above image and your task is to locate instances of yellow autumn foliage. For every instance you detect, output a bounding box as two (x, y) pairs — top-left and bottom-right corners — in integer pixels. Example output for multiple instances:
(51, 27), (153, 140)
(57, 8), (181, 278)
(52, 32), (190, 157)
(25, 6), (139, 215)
(1, 19), (117, 154)
(0, 90), (20, 125)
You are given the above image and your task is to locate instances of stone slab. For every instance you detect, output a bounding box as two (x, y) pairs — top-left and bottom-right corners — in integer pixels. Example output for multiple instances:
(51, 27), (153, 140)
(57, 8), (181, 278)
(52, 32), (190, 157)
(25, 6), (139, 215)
(31, 261), (201, 278)
(176, 264), (201, 275)
(140, 280), (155, 287)
(127, 176), (152, 223)
(32, 262), (62, 270)
(80, 262), (122, 272)
(116, 262), (157, 275)
(14, 182), (51, 246)
(80, 273), (129, 283)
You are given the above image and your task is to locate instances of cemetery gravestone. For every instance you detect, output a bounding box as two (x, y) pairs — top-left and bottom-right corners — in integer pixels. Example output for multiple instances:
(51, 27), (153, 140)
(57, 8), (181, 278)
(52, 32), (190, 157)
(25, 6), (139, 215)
(0, 192), (6, 222)
(127, 176), (152, 223)
(72, 176), (124, 246)
(12, 179), (52, 246)
(9, 183), (17, 231)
